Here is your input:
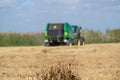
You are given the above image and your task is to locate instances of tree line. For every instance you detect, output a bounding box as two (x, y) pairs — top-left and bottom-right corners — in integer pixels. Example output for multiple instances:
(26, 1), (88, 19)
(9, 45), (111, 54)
(81, 28), (120, 43)
(0, 28), (120, 46)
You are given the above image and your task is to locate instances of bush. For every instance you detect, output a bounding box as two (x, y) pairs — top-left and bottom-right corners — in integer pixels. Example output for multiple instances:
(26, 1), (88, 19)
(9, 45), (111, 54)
(81, 30), (105, 44)
(106, 28), (120, 43)
(81, 28), (120, 44)
(0, 32), (45, 46)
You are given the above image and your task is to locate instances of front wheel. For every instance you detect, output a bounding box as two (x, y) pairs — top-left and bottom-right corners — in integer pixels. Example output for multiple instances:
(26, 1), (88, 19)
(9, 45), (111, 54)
(80, 37), (85, 46)
(74, 39), (78, 45)
(77, 37), (85, 46)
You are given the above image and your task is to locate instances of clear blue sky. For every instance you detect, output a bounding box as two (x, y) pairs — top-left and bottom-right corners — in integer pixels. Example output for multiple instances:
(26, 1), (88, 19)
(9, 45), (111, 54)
(0, 0), (120, 32)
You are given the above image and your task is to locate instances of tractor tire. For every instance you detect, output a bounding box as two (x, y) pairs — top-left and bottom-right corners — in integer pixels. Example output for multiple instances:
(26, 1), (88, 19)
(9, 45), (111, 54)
(80, 37), (85, 46)
(77, 39), (80, 46)
(74, 39), (78, 45)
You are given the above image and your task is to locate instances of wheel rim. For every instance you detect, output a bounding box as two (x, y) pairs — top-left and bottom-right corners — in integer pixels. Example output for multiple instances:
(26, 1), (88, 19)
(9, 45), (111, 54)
(77, 39), (80, 46)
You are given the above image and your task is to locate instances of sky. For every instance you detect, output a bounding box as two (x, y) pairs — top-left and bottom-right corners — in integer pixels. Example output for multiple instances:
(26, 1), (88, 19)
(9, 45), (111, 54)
(0, 0), (120, 32)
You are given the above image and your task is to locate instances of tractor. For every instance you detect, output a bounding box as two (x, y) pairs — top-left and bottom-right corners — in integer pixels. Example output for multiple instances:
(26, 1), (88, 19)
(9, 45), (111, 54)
(44, 22), (85, 46)
(72, 25), (85, 46)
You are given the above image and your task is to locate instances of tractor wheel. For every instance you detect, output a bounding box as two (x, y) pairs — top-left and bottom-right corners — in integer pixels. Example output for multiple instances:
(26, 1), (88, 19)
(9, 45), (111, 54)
(74, 39), (78, 45)
(80, 37), (85, 46)
(77, 39), (80, 46)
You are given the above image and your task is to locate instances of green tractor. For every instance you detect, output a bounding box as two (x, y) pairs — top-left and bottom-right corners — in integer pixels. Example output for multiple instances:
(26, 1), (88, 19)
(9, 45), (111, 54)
(72, 25), (85, 46)
(44, 22), (85, 46)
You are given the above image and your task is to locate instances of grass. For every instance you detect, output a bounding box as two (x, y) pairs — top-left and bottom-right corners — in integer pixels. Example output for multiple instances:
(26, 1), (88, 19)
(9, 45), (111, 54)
(0, 32), (45, 46)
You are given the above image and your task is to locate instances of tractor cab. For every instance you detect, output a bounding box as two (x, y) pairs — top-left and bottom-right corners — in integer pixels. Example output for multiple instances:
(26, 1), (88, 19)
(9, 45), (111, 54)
(72, 25), (80, 39)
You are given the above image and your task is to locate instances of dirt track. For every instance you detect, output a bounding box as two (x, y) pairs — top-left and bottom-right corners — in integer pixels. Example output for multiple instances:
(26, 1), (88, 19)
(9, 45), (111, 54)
(0, 43), (120, 80)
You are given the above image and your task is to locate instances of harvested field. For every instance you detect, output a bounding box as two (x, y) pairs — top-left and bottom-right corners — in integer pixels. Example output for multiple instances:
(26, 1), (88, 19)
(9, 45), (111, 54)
(0, 43), (120, 80)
